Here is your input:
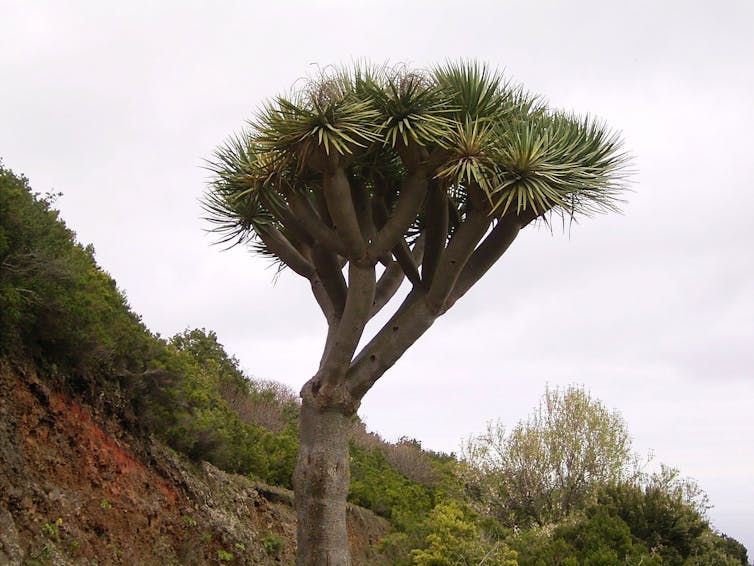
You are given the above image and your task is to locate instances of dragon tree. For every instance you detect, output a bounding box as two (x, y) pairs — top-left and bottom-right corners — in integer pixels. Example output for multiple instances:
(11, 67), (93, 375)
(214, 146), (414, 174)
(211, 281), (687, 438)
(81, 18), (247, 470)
(204, 62), (629, 564)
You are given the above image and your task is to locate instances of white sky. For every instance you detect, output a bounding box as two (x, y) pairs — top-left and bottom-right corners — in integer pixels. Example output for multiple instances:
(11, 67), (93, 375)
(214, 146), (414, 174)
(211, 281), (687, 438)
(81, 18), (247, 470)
(2, 0), (753, 555)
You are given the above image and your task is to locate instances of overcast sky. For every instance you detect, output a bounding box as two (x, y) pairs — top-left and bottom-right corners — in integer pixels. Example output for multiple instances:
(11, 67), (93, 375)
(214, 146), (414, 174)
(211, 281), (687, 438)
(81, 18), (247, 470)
(2, 0), (753, 554)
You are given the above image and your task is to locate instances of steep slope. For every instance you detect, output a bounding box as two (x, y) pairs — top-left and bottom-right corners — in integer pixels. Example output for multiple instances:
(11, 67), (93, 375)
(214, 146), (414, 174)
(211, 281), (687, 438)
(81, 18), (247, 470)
(0, 360), (388, 565)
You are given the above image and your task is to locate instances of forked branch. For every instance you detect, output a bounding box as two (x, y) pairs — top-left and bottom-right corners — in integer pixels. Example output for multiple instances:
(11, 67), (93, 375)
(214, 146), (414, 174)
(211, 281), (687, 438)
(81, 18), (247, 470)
(368, 169), (428, 260)
(318, 263), (375, 387)
(323, 166), (366, 258)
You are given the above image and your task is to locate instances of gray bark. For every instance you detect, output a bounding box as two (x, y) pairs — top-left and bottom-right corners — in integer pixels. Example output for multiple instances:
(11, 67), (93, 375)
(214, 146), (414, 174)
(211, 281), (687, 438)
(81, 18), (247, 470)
(261, 164), (532, 562)
(293, 381), (355, 565)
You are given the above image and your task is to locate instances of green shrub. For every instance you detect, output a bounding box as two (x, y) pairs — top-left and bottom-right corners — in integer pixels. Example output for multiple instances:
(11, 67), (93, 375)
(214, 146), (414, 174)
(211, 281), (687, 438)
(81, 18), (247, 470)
(261, 532), (284, 557)
(216, 548), (233, 561)
(348, 443), (434, 531)
(410, 501), (517, 566)
(0, 162), (158, 390)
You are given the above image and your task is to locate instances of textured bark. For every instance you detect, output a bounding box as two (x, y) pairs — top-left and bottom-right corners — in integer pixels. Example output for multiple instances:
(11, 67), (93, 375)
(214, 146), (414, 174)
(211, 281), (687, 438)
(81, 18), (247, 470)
(293, 382), (354, 565)
(447, 217), (523, 308)
(287, 189), (347, 256)
(347, 291), (438, 399)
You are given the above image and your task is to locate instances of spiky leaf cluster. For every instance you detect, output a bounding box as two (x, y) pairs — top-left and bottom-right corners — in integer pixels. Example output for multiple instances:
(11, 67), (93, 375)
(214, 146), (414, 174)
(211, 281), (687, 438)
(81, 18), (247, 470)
(204, 61), (629, 270)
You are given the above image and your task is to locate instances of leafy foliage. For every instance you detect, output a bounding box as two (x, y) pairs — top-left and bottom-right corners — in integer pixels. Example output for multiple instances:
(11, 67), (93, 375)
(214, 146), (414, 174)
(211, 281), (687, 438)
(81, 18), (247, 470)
(153, 329), (300, 486)
(348, 443), (435, 531)
(410, 501), (517, 566)
(0, 165), (298, 485)
(462, 385), (638, 528)
(507, 481), (747, 566)
(509, 511), (662, 566)
(0, 163), (156, 391)
(460, 386), (748, 566)
(593, 469), (713, 565)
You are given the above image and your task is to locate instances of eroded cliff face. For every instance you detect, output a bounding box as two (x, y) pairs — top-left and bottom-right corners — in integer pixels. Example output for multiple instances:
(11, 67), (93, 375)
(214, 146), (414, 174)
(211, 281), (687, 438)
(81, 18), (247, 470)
(0, 361), (388, 565)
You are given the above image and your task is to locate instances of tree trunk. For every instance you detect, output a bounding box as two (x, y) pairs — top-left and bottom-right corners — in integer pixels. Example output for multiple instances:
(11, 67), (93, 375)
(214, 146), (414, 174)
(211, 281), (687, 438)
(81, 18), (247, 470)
(293, 383), (353, 565)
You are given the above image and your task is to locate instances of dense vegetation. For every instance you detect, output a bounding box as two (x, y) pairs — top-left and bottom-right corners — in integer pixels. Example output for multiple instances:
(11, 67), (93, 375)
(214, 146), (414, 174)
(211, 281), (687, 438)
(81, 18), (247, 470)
(1, 161), (749, 564)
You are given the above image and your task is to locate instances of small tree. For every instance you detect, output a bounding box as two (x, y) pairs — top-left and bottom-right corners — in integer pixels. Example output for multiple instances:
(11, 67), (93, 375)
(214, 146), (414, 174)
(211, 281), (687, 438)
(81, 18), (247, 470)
(411, 501), (518, 566)
(463, 385), (638, 528)
(204, 62), (629, 564)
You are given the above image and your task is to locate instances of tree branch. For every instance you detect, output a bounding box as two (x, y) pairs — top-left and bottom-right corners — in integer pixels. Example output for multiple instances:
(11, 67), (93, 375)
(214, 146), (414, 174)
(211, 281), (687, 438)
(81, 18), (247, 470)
(323, 166), (366, 258)
(369, 235), (425, 319)
(347, 290), (437, 400)
(425, 206), (490, 314)
(317, 322), (339, 370)
(310, 274), (338, 324)
(368, 169), (427, 260)
(259, 191), (313, 249)
(350, 176), (376, 243)
(392, 238), (423, 288)
(421, 185), (449, 286)
(286, 188), (347, 256)
(445, 216), (523, 309)
(371, 181), (389, 230)
(319, 263), (376, 386)
(256, 224), (315, 279)
(370, 260), (404, 318)
(311, 244), (347, 318)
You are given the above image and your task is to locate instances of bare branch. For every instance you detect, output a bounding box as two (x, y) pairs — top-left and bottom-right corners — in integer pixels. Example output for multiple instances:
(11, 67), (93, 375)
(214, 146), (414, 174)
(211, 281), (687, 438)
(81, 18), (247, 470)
(286, 188), (347, 256)
(392, 238), (423, 288)
(319, 263), (376, 385)
(259, 191), (313, 248)
(446, 216), (522, 309)
(425, 206), (490, 314)
(310, 274), (338, 324)
(371, 180), (390, 230)
(350, 176), (376, 243)
(370, 235), (425, 318)
(368, 169), (427, 260)
(370, 260), (405, 318)
(323, 166), (366, 258)
(318, 322), (339, 370)
(421, 185), (449, 286)
(347, 290), (437, 400)
(257, 224), (315, 278)
(312, 244), (347, 318)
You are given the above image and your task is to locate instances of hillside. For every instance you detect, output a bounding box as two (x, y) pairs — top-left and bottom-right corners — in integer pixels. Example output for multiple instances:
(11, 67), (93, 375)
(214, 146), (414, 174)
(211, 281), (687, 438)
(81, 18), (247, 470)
(0, 161), (434, 563)
(0, 358), (388, 565)
(1, 161), (749, 565)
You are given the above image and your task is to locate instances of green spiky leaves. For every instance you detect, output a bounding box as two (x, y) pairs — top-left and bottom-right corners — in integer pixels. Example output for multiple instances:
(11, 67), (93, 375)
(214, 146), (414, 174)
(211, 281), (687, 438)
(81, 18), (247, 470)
(255, 70), (382, 159)
(435, 111), (628, 218)
(257, 96), (381, 158)
(434, 117), (500, 196)
(204, 61), (630, 269)
(203, 133), (283, 248)
(492, 114), (628, 217)
(363, 68), (453, 148)
(435, 61), (515, 121)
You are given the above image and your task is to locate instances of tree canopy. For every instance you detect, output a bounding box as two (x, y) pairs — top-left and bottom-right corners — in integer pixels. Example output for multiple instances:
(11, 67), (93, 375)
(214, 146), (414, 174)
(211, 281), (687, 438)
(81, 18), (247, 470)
(204, 61), (632, 563)
(204, 62), (630, 408)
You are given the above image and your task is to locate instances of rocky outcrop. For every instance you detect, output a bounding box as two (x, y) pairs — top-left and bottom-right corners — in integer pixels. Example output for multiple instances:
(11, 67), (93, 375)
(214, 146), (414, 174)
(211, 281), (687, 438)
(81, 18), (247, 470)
(0, 360), (389, 565)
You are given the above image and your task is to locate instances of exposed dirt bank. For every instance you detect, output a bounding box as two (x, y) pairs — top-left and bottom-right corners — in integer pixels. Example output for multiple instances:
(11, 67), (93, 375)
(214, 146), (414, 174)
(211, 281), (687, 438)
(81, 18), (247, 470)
(0, 360), (388, 565)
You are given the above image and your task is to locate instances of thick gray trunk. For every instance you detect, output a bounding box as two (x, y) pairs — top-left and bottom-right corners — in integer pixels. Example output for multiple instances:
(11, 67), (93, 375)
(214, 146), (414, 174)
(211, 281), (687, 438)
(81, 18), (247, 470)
(293, 387), (353, 565)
